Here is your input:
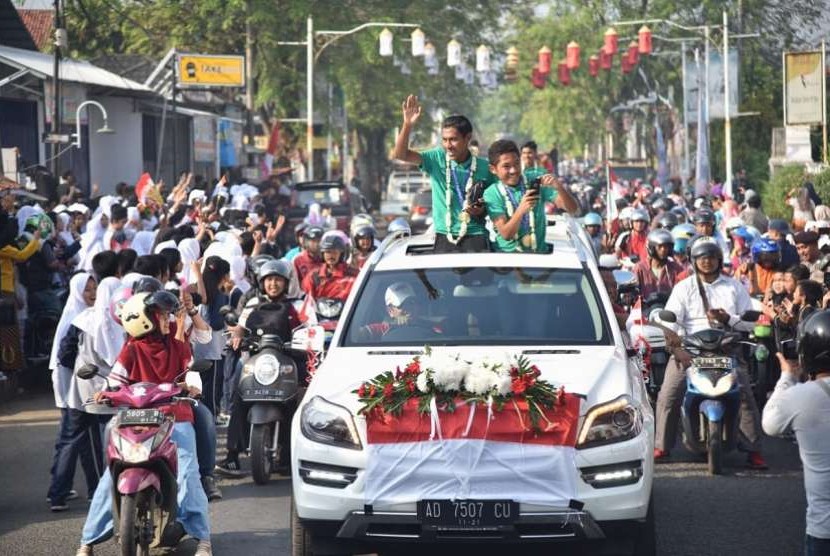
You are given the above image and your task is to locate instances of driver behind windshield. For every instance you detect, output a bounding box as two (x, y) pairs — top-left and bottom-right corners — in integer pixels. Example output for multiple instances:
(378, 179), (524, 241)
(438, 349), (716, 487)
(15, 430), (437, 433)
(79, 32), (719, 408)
(356, 282), (442, 340)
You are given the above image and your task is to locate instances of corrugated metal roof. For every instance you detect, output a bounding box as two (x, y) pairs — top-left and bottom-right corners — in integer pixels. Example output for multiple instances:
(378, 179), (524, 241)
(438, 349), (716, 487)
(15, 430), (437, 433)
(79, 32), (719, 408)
(0, 44), (152, 91)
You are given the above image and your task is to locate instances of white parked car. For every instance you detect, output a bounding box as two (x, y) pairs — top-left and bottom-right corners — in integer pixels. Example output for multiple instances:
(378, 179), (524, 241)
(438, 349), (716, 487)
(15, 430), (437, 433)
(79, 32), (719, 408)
(290, 217), (655, 555)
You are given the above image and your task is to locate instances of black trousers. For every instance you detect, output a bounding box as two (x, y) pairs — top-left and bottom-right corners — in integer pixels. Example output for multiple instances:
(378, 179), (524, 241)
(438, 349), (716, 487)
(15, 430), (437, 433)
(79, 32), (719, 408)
(433, 233), (490, 253)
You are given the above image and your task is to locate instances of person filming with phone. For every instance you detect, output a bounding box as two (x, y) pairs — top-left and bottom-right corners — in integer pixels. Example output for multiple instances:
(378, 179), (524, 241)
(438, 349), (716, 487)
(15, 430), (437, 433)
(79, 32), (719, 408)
(763, 310), (830, 556)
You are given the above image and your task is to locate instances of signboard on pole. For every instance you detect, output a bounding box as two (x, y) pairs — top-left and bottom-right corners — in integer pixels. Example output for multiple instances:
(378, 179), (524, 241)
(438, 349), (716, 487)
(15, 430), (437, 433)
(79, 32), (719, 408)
(176, 54), (245, 88)
(684, 49), (739, 121)
(784, 50), (824, 126)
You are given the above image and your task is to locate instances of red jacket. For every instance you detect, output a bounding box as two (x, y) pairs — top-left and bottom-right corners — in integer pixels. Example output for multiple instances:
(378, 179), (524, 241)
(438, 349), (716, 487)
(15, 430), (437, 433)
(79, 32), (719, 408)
(293, 251), (323, 284)
(301, 263), (358, 301)
(633, 258), (684, 299)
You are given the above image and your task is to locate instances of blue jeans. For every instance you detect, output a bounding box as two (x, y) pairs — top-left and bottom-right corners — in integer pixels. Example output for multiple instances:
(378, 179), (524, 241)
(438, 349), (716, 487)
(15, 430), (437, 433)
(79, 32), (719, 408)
(192, 401), (216, 478)
(48, 409), (104, 501)
(807, 535), (830, 556)
(81, 422), (210, 545)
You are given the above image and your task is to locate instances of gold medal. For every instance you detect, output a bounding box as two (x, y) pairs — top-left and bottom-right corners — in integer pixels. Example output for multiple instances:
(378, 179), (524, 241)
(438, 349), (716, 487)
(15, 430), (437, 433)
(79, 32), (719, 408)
(460, 211), (470, 224)
(521, 234), (534, 248)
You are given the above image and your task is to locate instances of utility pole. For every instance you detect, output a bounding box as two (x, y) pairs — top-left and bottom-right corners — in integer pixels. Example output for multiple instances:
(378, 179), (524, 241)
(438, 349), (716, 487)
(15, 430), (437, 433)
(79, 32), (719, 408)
(723, 10), (733, 196)
(50, 0), (63, 176)
(245, 0), (256, 174)
(306, 16), (314, 181)
(681, 40), (690, 186)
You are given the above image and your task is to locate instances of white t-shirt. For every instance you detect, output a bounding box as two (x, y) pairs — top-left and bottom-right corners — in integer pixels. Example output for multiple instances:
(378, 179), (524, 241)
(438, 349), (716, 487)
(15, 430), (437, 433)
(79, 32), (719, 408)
(762, 374), (830, 539)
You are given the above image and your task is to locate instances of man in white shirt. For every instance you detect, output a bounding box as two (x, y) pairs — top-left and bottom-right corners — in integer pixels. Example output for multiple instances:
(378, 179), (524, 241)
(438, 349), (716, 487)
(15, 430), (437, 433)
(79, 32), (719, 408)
(763, 310), (830, 555)
(654, 236), (767, 469)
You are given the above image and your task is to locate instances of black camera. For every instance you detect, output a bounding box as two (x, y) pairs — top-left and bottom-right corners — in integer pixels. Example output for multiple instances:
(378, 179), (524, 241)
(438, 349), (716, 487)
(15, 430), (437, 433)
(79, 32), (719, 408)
(528, 177), (542, 194)
(467, 180), (487, 206)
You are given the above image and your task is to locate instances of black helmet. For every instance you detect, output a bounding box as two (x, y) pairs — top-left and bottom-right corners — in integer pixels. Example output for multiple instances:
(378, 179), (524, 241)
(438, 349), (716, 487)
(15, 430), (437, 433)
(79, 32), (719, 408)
(353, 224), (375, 242)
(647, 229), (674, 260)
(655, 212), (678, 230)
(145, 290), (180, 314)
(689, 236), (723, 271)
(294, 222), (308, 237)
(320, 231), (347, 252)
(693, 208), (715, 225)
(132, 276), (163, 294)
(258, 260), (292, 286)
(304, 226), (324, 241)
(798, 310), (830, 378)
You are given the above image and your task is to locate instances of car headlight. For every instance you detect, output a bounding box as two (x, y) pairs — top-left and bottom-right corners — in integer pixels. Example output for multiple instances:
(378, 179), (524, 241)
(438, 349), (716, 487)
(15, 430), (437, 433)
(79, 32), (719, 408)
(688, 369), (735, 397)
(300, 396), (362, 450)
(316, 299), (343, 319)
(254, 354), (280, 385)
(577, 395), (643, 449)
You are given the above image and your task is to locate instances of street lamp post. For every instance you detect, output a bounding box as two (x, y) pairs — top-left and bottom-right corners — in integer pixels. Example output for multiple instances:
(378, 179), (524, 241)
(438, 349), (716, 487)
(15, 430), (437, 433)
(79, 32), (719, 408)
(71, 100), (115, 149)
(283, 17), (419, 182)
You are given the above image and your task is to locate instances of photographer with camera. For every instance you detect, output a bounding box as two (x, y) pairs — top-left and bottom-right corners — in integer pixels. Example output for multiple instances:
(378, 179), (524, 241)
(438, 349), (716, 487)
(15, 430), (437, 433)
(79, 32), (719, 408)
(483, 140), (577, 253)
(763, 310), (830, 555)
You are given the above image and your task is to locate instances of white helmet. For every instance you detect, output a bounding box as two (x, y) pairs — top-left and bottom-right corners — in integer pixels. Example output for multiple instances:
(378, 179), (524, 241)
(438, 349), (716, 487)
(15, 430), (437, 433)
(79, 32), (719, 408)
(385, 282), (416, 308)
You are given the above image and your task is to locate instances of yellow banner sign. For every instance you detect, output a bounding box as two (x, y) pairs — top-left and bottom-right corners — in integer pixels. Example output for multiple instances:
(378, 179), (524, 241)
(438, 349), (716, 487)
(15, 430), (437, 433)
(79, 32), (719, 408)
(177, 54), (245, 88)
(784, 51), (824, 126)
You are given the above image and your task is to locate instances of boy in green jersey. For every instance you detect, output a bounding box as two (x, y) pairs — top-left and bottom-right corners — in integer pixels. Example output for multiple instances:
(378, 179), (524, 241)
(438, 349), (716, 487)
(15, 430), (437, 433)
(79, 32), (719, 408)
(484, 140), (578, 252)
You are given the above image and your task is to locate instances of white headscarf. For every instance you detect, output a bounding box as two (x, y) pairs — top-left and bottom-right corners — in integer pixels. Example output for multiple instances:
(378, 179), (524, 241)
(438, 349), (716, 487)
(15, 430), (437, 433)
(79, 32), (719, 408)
(49, 272), (94, 371)
(154, 239), (176, 254)
(178, 237), (201, 285)
(57, 212), (74, 247)
(131, 230), (156, 256)
(16, 205), (41, 235)
(76, 212), (107, 271)
(229, 255), (251, 294)
(73, 276), (124, 366)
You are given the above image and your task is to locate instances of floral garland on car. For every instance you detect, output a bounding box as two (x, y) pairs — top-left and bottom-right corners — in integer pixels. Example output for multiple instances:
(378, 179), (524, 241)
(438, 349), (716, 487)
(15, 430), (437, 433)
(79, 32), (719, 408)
(353, 347), (565, 433)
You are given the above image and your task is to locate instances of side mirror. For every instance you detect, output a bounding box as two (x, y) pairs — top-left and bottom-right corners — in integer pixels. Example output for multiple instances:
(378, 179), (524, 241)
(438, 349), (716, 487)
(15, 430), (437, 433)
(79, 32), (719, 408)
(292, 325), (326, 353)
(658, 310), (677, 324)
(76, 364), (99, 380)
(740, 310), (761, 322)
(190, 360), (213, 374)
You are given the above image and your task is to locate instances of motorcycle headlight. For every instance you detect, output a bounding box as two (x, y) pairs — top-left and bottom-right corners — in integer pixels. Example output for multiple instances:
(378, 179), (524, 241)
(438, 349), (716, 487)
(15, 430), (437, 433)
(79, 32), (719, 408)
(316, 299), (343, 319)
(577, 395), (643, 449)
(688, 369), (735, 397)
(300, 396), (362, 450)
(114, 431), (153, 464)
(254, 354), (280, 385)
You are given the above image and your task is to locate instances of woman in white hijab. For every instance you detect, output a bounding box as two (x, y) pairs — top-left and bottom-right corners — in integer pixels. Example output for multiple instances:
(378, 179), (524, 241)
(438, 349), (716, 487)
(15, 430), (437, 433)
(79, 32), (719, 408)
(74, 276), (125, 367)
(130, 230), (156, 257)
(177, 237), (201, 286)
(49, 272), (97, 406)
(76, 212), (109, 272)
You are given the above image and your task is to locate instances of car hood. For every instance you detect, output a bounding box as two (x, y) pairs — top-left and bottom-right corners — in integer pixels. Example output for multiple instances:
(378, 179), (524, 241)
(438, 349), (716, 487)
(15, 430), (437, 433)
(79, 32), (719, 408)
(306, 345), (632, 415)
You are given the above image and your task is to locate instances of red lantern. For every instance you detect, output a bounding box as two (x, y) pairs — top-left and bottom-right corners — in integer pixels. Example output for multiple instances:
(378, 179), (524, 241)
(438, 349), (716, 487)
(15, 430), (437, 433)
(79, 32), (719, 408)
(621, 53), (632, 74)
(538, 46), (552, 75)
(638, 25), (652, 55)
(599, 47), (612, 70)
(566, 41), (581, 70)
(628, 41), (639, 66)
(557, 60), (570, 85)
(604, 28), (618, 55)
(588, 55), (599, 77)
(531, 66), (546, 89)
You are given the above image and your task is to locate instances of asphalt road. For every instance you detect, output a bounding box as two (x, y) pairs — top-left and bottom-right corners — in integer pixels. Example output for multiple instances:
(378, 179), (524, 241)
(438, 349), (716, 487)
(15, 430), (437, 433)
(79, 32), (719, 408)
(0, 388), (805, 556)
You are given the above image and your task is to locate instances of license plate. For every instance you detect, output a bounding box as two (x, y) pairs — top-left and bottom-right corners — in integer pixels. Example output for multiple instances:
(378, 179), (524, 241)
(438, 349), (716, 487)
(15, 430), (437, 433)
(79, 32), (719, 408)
(241, 388), (286, 399)
(693, 356), (733, 369)
(418, 500), (517, 528)
(119, 409), (164, 426)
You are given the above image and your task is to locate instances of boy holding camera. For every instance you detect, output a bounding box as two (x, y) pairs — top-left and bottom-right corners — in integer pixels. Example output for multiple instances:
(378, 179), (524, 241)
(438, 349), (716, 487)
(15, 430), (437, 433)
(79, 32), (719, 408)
(483, 140), (576, 253)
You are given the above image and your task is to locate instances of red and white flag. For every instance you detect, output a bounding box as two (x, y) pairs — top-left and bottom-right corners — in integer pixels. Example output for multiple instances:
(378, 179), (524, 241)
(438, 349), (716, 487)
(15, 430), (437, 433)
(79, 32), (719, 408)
(364, 395), (581, 506)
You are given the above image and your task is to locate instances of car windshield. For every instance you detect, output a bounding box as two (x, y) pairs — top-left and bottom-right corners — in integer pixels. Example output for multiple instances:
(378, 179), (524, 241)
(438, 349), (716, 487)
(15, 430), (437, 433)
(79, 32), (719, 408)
(341, 267), (612, 347)
(295, 187), (342, 207)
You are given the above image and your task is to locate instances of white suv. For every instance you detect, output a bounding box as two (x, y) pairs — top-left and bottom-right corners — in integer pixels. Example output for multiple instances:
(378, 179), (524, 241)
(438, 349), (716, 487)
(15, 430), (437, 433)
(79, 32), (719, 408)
(290, 217), (655, 555)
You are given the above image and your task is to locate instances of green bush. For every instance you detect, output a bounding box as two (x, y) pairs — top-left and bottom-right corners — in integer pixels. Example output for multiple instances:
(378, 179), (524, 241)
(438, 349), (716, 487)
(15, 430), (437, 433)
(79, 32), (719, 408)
(760, 165), (808, 220)
(810, 168), (830, 207)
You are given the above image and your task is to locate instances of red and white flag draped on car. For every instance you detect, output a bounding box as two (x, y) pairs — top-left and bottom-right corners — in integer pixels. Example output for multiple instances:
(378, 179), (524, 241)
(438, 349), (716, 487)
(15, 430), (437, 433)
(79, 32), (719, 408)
(364, 395), (582, 507)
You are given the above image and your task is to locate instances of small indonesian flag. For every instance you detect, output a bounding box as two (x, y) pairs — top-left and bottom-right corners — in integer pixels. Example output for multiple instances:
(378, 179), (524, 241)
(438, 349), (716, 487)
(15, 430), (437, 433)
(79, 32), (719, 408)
(135, 173), (163, 207)
(364, 395), (581, 506)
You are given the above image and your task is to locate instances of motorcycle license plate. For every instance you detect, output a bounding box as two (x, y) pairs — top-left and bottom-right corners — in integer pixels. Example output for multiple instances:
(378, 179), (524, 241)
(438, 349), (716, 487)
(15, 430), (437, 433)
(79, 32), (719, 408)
(120, 408), (164, 426)
(418, 500), (518, 528)
(241, 388), (286, 399)
(693, 356), (733, 369)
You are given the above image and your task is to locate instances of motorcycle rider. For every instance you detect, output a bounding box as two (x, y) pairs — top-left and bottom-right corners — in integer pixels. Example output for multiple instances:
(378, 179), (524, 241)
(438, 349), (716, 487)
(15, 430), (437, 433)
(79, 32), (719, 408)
(349, 224), (376, 270)
(671, 223), (696, 274)
(692, 207), (728, 257)
(615, 208), (649, 263)
(583, 212), (603, 254)
(292, 226), (324, 284)
(219, 260), (301, 476)
(76, 291), (212, 556)
(633, 229), (683, 299)
(747, 237), (782, 297)
(654, 237), (768, 470)
(763, 310), (830, 555)
(301, 231), (358, 300)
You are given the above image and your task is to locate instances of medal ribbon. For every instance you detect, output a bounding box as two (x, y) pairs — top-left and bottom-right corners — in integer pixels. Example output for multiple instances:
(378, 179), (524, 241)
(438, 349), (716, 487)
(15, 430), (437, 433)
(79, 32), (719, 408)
(449, 163), (471, 209)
